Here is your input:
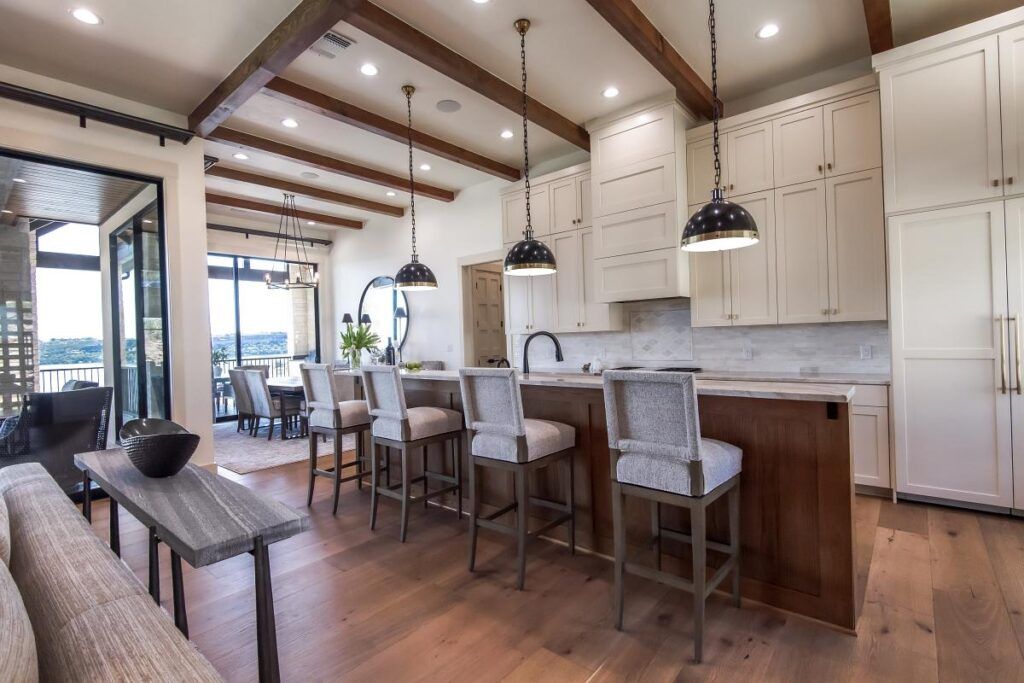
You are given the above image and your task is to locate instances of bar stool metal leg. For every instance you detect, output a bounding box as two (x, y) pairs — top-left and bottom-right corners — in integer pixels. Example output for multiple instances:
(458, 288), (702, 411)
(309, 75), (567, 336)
(454, 435), (463, 520)
(399, 446), (411, 543)
(306, 432), (317, 508)
(729, 482), (742, 608)
(691, 503), (707, 664)
(515, 468), (529, 590)
(566, 456), (575, 555)
(369, 442), (380, 531)
(467, 458), (479, 571)
(612, 481), (626, 630)
(331, 434), (342, 516)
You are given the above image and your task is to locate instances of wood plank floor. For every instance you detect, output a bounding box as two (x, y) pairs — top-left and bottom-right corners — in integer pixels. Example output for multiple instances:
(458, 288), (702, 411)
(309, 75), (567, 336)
(83, 457), (1024, 682)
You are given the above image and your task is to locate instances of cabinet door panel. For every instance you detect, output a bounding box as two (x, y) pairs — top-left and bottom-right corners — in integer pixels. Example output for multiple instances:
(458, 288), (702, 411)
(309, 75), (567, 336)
(578, 174), (593, 228)
(889, 202), (1012, 506)
(593, 154), (675, 216)
(501, 191), (527, 244)
(826, 169), (887, 322)
(775, 181), (829, 323)
(726, 122), (773, 195)
(594, 248), (687, 302)
(686, 136), (722, 205)
(852, 405), (891, 488)
(592, 202), (677, 258)
(773, 107), (825, 187)
(1000, 26), (1024, 194)
(529, 271), (555, 331)
(1004, 198), (1024, 508)
(689, 202), (731, 328)
(730, 191), (778, 326)
(579, 228), (620, 331)
(592, 104), (675, 169)
(880, 35), (1002, 212)
(824, 92), (882, 176)
(551, 231), (581, 332)
(549, 177), (579, 234)
(504, 273), (531, 334)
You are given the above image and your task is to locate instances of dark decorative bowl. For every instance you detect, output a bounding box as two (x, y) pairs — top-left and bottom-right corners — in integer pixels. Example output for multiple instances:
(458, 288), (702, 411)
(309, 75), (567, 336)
(119, 419), (200, 478)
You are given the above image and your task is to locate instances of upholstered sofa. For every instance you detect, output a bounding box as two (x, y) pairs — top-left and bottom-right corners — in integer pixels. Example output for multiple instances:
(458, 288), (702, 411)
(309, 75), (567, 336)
(0, 463), (222, 682)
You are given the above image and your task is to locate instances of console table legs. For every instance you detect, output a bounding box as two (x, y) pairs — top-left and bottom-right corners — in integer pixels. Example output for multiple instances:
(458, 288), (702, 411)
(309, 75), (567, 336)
(81, 472), (92, 522)
(148, 528), (160, 604)
(252, 537), (280, 683)
(171, 550), (188, 638)
(109, 499), (120, 557)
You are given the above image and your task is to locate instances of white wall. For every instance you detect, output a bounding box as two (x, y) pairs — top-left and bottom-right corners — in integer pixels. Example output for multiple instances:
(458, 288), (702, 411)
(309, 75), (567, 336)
(330, 178), (504, 368)
(0, 65), (216, 464)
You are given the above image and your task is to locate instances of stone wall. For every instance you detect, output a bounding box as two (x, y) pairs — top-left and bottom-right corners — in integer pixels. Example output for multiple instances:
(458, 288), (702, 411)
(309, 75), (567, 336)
(0, 220), (36, 414)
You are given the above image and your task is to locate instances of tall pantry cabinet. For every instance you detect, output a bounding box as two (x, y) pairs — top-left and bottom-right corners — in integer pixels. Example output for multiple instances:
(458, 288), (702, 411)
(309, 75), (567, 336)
(878, 10), (1024, 510)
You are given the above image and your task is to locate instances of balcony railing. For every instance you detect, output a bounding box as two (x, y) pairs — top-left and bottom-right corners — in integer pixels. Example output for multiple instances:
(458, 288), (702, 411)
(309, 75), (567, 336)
(38, 364), (104, 393)
(211, 354), (293, 379)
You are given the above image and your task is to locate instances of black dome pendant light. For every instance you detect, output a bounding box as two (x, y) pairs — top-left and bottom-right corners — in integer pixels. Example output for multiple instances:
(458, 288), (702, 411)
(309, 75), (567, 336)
(504, 18), (557, 276)
(681, 0), (759, 252)
(395, 84), (438, 291)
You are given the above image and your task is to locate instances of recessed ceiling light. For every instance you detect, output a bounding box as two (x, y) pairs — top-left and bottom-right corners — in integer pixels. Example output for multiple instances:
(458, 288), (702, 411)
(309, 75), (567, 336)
(386, 191), (397, 197)
(143, 219), (153, 224)
(300, 171), (319, 179)
(281, 118), (298, 128)
(307, 220), (316, 226)
(419, 163), (431, 171)
(473, 0), (490, 4)
(603, 86), (620, 98)
(436, 99), (462, 113)
(232, 153), (249, 160)
(70, 8), (102, 24)
(360, 63), (379, 76)
(11, 178), (25, 183)
(756, 23), (780, 39)
(500, 129), (514, 139)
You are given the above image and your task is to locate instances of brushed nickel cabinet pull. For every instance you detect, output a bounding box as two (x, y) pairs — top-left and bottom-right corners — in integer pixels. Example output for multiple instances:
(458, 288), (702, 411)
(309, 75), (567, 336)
(1009, 176), (1016, 185)
(832, 308), (839, 315)
(999, 315), (1009, 394)
(827, 162), (833, 171)
(994, 179), (1002, 187)
(818, 164), (823, 173)
(1013, 315), (1022, 395)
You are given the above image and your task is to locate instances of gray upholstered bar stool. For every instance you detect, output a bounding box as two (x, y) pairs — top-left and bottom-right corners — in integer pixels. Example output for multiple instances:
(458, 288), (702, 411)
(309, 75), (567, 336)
(300, 363), (372, 515)
(458, 368), (576, 591)
(361, 365), (464, 542)
(602, 370), (741, 664)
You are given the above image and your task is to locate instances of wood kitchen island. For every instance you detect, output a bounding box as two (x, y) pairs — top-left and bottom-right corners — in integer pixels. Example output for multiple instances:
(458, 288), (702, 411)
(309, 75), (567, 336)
(344, 370), (859, 631)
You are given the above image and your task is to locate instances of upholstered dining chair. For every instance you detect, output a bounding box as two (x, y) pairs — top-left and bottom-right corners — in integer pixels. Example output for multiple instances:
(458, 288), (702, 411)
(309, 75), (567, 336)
(244, 369), (301, 440)
(361, 365), (464, 542)
(300, 363), (372, 515)
(602, 370), (742, 664)
(458, 367), (576, 590)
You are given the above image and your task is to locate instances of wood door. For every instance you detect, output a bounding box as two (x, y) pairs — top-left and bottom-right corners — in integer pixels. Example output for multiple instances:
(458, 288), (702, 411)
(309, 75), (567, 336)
(1004, 198), (1024, 508)
(826, 169), (887, 322)
(689, 202), (732, 328)
(823, 92), (882, 177)
(726, 122), (773, 195)
(852, 405), (891, 488)
(550, 230), (581, 332)
(686, 135), (723, 205)
(579, 227), (620, 331)
(775, 180), (829, 324)
(577, 173), (592, 228)
(730, 190), (778, 326)
(880, 35), (1003, 212)
(889, 202), (1012, 507)
(470, 266), (505, 366)
(1000, 26), (1024, 195)
(772, 107), (825, 187)
(548, 176), (579, 234)
(503, 273), (531, 334)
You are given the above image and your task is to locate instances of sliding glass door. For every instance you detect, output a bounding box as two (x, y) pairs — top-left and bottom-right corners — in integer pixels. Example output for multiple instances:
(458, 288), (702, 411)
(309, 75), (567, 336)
(208, 254), (320, 421)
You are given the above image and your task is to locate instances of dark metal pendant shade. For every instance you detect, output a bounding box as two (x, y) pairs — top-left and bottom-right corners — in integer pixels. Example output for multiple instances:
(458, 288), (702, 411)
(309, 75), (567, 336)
(395, 254), (438, 290)
(503, 237), (557, 276)
(681, 188), (760, 252)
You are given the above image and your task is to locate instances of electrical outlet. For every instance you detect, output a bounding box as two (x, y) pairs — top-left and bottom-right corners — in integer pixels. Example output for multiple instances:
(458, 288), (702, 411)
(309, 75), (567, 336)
(859, 344), (872, 360)
(741, 341), (753, 361)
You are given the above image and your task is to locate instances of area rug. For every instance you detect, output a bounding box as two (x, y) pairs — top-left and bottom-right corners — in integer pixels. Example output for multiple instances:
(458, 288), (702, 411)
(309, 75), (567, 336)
(212, 422), (356, 475)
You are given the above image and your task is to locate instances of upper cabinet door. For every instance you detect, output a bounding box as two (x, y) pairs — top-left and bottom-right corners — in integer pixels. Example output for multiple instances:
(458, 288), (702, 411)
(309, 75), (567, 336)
(775, 180), (829, 324)
(593, 154), (676, 217)
(730, 191), (778, 326)
(772, 107), (825, 187)
(579, 228), (620, 331)
(504, 273), (532, 334)
(686, 135), (725, 206)
(530, 186), (550, 237)
(880, 35), (1003, 213)
(592, 104), (675, 170)
(826, 169), (887, 322)
(824, 92), (882, 176)
(529, 271), (555, 331)
(726, 122), (774, 196)
(549, 177), (580, 234)
(1000, 26), (1024, 194)
(689, 202), (732, 328)
(501, 190), (526, 244)
(577, 173), (593, 228)
(550, 231), (582, 332)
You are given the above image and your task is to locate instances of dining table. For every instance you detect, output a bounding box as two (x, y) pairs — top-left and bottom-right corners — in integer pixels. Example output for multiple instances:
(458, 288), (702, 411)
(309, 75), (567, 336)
(266, 376), (305, 441)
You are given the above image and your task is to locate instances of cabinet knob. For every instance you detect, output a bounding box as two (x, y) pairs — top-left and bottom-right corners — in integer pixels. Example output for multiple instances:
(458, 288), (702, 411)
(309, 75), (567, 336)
(1009, 177), (1016, 185)
(994, 179), (1002, 187)
(821, 308), (829, 315)
(831, 308), (839, 315)
(818, 164), (824, 173)
(826, 162), (833, 171)
(729, 184), (734, 191)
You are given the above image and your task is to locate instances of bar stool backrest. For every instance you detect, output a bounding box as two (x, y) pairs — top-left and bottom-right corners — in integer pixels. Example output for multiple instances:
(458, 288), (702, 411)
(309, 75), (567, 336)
(300, 363), (342, 429)
(602, 371), (703, 462)
(458, 368), (526, 438)
(245, 369), (274, 419)
(361, 366), (409, 438)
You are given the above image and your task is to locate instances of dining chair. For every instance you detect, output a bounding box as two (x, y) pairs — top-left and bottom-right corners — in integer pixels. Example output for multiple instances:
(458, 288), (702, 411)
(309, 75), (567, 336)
(244, 369), (301, 440)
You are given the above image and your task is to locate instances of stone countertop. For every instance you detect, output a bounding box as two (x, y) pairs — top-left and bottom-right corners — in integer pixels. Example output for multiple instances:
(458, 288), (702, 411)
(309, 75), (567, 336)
(338, 369), (856, 403)
(695, 370), (890, 385)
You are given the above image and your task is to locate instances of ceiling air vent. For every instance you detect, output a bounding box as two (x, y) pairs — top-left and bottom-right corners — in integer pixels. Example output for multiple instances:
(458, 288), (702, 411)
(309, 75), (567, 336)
(308, 31), (355, 60)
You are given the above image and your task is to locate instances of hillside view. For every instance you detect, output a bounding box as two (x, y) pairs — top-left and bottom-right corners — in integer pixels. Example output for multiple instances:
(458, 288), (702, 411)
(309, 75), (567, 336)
(40, 331), (290, 366)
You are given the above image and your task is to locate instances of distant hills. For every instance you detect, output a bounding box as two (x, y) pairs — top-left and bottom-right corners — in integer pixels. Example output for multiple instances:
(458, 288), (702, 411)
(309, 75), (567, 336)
(40, 331), (290, 366)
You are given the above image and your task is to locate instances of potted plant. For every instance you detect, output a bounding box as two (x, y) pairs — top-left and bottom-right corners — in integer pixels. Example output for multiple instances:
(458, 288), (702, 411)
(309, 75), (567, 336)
(340, 324), (381, 369)
(210, 347), (229, 376)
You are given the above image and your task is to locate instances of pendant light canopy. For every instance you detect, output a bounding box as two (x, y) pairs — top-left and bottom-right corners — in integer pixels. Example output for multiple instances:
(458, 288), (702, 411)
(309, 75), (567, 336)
(681, 0), (759, 253)
(503, 18), (557, 277)
(264, 193), (319, 289)
(395, 85), (438, 291)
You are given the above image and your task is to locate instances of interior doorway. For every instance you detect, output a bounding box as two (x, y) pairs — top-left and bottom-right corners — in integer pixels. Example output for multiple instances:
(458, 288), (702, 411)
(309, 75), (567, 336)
(465, 261), (506, 367)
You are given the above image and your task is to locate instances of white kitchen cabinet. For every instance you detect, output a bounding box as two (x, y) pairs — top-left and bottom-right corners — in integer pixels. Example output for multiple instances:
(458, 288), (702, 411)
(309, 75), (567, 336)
(888, 202), (1013, 507)
(772, 107), (825, 187)
(726, 122), (773, 195)
(579, 228), (620, 331)
(593, 154), (676, 217)
(775, 180), (829, 324)
(686, 135), (723, 205)
(595, 247), (689, 303)
(591, 103), (675, 170)
(578, 174), (592, 227)
(879, 35), (1003, 213)
(1001, 26), (1024, 196)
(1004, 198), (1024, 509)
(824, 92), (882, 177)
(592, 202), (678, 259)
(852, 396), (891, 489)
(503, 271), (553, 335)
(501, 186), (550, 244)
(551, 228), (623, 332)
(549, 176), (579, 235)
(689, 228), (732, 327)
(826, 169), (887, 322)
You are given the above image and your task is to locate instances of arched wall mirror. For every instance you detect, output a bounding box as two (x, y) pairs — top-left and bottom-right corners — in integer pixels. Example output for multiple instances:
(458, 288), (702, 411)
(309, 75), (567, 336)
(357, 276), (410, 351)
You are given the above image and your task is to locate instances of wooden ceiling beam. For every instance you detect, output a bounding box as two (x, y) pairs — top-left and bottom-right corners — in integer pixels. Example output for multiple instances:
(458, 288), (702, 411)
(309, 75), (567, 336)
(344, 2), (589, 150)
(206, 165), (404, 217)
(583, 0), (714, 120)
(861, 0), (895, 54)
(206, 127), (456, 202)
(206, 192), (364, 230)
(263, 78), (521, 181)
(188, 0), (363, 136)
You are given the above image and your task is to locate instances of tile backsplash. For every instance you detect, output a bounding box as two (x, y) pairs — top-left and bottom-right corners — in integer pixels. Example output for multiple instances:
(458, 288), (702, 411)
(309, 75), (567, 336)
(511, 298), (890, 375)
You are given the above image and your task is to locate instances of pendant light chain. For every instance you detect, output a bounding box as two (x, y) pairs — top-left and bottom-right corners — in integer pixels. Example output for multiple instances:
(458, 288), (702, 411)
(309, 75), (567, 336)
(405, 87), (418, 261)
(709, 0), (721, 191)
(519, 24), (533, 240)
